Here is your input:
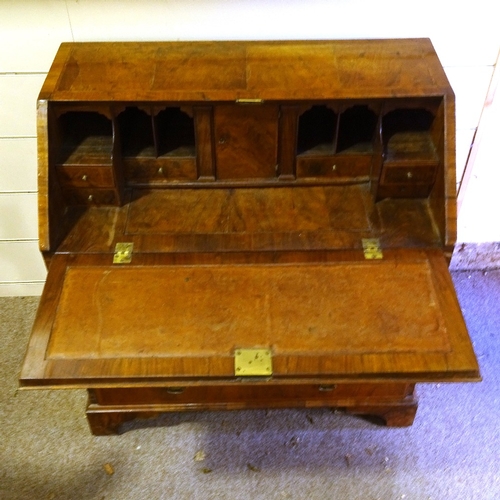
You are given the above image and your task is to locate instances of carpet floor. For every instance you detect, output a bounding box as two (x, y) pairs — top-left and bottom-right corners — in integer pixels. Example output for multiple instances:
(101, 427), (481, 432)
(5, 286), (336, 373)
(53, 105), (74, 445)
(0, 270), (499, 500)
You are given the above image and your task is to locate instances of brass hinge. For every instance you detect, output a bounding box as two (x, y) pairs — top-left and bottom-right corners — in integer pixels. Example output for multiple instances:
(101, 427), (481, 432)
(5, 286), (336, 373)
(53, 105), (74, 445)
(236, 98), (264, 104)
(235, 348), (273, 377)
(113, 242), (133, 264)
(362, 238), (383, 259)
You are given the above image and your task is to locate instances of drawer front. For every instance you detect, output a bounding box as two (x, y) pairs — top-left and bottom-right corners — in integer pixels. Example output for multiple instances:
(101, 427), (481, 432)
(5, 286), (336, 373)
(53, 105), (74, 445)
(93, 383), (413, 407)
(63, 188), (118, 206)
(296, 155), (372, 179)
(381, 164), (437, 185)
(377, 183), (432, 199)
(124, 157), (197, 183)
(57, 166), (115, 188)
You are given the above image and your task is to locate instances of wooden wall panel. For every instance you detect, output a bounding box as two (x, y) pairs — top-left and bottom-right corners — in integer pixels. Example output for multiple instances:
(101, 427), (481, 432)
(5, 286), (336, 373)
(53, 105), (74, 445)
(0, 241), (46, 297)
(0, 138), (37, 192)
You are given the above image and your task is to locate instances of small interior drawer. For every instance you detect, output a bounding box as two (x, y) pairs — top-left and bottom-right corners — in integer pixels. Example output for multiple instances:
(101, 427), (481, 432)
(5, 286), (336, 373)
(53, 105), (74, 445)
(296, 155), (372, 179)
(57, 166), (115, 188)
(380, 164), (437, 185)
(124, 157), (197, 183)
(63, 188), (118, 206)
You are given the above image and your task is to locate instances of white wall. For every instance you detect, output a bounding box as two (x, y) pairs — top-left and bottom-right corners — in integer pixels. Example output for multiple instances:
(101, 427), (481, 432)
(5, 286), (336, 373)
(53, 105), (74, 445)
(0, 0), (498, 296)
(458, 59), (500, 243)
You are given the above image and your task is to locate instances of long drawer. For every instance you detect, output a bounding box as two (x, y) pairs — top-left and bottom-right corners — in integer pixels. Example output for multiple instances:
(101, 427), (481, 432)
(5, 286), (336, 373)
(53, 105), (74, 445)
(92, 383), (414, 409)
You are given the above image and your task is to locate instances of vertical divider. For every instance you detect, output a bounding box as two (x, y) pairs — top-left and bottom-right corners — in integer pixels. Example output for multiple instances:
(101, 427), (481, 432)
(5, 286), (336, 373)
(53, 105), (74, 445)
(278, 105), (298, 181)
(333, 109), (341, 154)
(371, 107), (384, 198)
(194, 106), (216, 181)
(151, 107), (160, 158)
(111, 112), (125, 205)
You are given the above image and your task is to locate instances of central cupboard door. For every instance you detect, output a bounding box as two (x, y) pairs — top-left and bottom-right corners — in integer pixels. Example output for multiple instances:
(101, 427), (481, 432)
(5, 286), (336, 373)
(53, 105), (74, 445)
(214, 104), (279, 180)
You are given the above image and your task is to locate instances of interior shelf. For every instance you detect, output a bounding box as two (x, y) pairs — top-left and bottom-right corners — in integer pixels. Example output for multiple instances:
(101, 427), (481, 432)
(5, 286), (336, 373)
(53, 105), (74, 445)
(382, 108), (438, 162)
(117, 107), (155, 158)
(297, 105), (337, 155)
(336, 105), (378, 154)
(56, 111), (113, 165)
(116, 106), (196, 159)
(384, 131), (439, 162)
(156, 108), (196, 157)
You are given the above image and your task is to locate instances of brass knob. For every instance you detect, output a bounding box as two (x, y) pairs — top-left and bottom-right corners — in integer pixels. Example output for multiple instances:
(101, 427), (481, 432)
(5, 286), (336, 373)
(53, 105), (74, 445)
(157, 167), (163, 175)
(407, 171), (413, 179)
(332, 165), (337, 171)
(88, 195), (94, 202)
(82, 174), (88, 181)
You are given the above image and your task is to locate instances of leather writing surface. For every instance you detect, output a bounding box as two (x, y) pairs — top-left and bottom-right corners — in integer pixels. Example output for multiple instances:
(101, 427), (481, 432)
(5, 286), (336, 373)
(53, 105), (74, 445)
(47, 260), (449, 360)
(21, 251), (479, 386)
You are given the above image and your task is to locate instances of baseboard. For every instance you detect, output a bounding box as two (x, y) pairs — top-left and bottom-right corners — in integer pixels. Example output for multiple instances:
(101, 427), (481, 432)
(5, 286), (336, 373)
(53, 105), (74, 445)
(450, 242), (500, 271)
(0, 282), (44, 297)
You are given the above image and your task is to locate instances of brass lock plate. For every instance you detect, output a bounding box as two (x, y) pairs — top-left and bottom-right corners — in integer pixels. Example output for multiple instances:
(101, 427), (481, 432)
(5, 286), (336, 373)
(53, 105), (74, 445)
(234, 348), (273, 377)
(113, 242), (133, 264)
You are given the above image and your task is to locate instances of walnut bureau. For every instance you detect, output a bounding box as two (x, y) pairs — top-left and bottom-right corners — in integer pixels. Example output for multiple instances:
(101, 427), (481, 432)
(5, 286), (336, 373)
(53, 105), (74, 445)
(20, 40), (480, 435)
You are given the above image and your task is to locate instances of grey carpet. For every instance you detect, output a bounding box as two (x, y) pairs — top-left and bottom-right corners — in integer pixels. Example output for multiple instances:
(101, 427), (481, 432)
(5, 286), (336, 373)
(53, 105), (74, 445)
(1, 270), (499, 499)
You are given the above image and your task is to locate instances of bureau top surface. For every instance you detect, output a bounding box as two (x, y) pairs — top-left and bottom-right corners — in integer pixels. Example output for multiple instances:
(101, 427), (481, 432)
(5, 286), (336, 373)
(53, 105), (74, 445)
(41, 39), (452, 102)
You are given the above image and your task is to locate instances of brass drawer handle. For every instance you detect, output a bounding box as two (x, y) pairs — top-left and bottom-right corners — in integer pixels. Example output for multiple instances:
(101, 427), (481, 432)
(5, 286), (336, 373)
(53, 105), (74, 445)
(407, 171), (413, 179)
(166, 387), (185, 395)
(82, 174), (88, 181)
(319, 384), (337, 392)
